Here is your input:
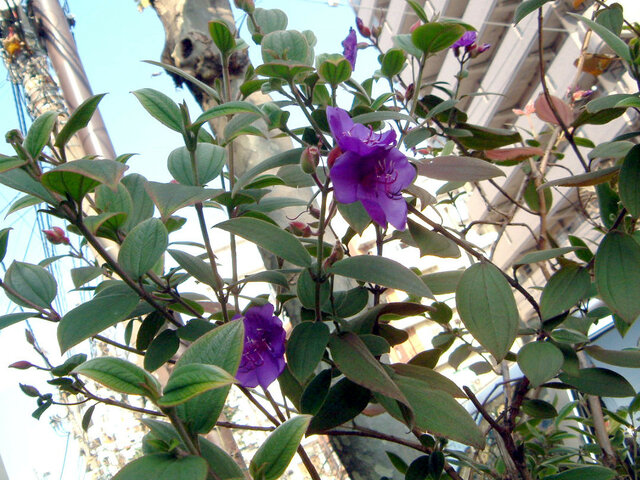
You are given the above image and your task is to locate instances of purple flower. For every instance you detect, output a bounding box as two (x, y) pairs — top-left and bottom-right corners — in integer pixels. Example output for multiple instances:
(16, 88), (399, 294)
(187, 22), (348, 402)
(452, 31), (477, 49)
(327, 107), (415, 230)
(235, 303), (286, 389)
(342, 27), (357, 69)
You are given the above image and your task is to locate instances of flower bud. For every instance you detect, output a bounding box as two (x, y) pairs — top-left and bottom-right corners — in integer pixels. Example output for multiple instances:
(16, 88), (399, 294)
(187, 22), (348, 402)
(409, 20), (422, 33)
(323, 242), (344, 270)
(234, 0), (255, 13)
(9, 360), (34, 370)
(405, 83), (414, 102)
(25, 329), (35, 345)
(19, 383), (40, 398)
(300, 146), (320, 174)
(371, 25), (382, 39)
(356, 17), (371, 38)
(43, 226), (69, 245)
(327, 146), (343, 169)
(308, 206), (321, 219)
(5, 129), (23, 145)
(287, 221), (313, 237)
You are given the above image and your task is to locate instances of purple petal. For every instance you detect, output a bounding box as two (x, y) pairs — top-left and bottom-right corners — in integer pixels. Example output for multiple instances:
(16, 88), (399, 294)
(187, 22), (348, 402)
(330, 151), (365, 203)
(342, 27), (357, 69)
(360, 197), (388, 228)
(378, 193), (408, 231)
(327, 106), (354, 144)
(452, 30), (476, 49)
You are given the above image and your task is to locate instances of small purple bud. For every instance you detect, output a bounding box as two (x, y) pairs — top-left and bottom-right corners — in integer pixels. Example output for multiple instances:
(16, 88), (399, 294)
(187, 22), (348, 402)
(342, 27), (358, 69)
(9, 361), (34, 370)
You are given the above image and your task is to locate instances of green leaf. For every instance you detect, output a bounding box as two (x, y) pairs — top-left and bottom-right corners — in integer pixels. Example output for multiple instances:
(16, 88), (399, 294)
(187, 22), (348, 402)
(41, 159), (129, 201)
(24, 111), (59, 158)
(286, 321), (330, 383)
(175, 320), (244, 434)
(4, 261), (57, 309)
(514, 246), (583, 265)
(262, 30), (311, 65)
(337, 202), (370, 234)
(569, 14), (632, 63)
(329, 332), (409, 407)
(143, 60), (222, 105)
(55, 93), (106, 148)
(540, 166), (621, 190)
(595, 231), (640, 324)
(393, 34), (422, 58)
(233, 147), (304, 195)
(348, 302), (430, 334)
(416, 156), (505, 182)
(113, 454), (208, 480)
(193, 101), (263, 127)
(58, 284), (140, 352)
(168, 144), (226, 186)
(250, 415), (311, 480)
(118, 218), (168, 279)
(391, 363), (465, 398)
(0, 168), (58, 204)
(6, 194), (41, 217)
(514, 0), (553, 24)
(584, 345), (640, 368)
(381, 48), (406, 78)
(619, 144), (640, 217)
(248, 8), (288, 38)
(300, 369), (332, 415)
(540, 266), (590, 320)
(517, 342), (564, 387)
(411, 22), (466, 54)
(0, 157), (26, 174)
(146, 181), (221, 221)
(158, 363), (236, 407)
(51, 353), (87, 376)
(307, 378), (371, 433)
(70, 266), (102, 289)
(82, 405), (95, 431)
(0, 311), (37, 331)
(122, 174), (155, 229)
(144, 329), (180, 372)
(317, 54), (352, 85)
(351, 110), (416, 125)
(522, 399), (558, 418)
(456, 262), (519, 361)
(215, 217), (311, 267)
(588, 140), (633, 160)
(132, 88), (182, 132)
(168, 249), (220, 290)
(544, 466), (616, 480)
(386, 451), (409, 475)
(406, 220), (460, 258)
(420, 270), (463, 295)
(330, 256), (433, 298)
(455, 123), (522, 150)
(73, 356), (161, 398)
(559, 367), (635, 397)
(0, 227), (11, 263)
(208, 20), (235, 56)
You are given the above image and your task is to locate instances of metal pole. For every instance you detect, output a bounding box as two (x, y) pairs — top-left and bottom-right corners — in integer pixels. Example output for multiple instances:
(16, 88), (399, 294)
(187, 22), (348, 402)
(31, 0), (116, 159)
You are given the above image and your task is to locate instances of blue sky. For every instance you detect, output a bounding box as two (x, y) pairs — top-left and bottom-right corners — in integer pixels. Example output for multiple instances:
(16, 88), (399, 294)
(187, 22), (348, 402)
(0, 0), (370, 478)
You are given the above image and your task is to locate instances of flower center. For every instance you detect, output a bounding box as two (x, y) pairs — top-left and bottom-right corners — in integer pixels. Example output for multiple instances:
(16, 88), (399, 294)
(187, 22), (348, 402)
(240, 334), (273, 370)
(373, 158), (401, 199)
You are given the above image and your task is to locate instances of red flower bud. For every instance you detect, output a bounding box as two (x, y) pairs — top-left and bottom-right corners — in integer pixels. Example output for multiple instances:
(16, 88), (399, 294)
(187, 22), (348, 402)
(287, 221), (312, 238)
(9, 360), (34, 370)
(308, 206), (321, 219)
(300, 146), (320, 174)
(43, 226), (69, 245)
(405, 83), (415, 102)
(327, 146), (343, 169)
(356, 17), (371, 38)
(323, 242), (344, 270)
(409, 21), (422, 33)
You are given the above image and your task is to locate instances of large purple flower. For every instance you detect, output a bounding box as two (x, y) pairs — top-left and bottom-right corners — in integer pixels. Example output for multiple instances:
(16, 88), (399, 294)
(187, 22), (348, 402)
(235, 303), (286, 389)
(327, 107), (415, 230)
(452, 31), (477, 49)
(342, 27), (357, 69)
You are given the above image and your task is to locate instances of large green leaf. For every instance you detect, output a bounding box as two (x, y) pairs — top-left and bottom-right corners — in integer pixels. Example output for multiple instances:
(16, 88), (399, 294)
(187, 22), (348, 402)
(455, 123), (522, 150)
(337, 201), (370, 234)
(595, 231), (640, 324)
(73, 356), (161, 399)
(144, 329), (180, 372)
(70, 265), (103, 289)
(145, 181), (221, 221)
(286, 321), (330, 382)
(168, 249), (220, 290)
(619, 144), (640, 217)
(420, 270), (463, 295)
(132, 88), (183, 132)
(118, 218), (168, 279)
(569, 14), (632, 63)
(416, 156), (505, 182)
(455, 262), (519, 361)
(307, 377), (371, 433)
(0, 168), (58, 204)
(559, 367), (635, 397)
(24, 110), (59, 158)
(517, 342), (564, 387)
(158, 363), (236, 407)
(329, 332), (409, 407)
(250, 415), (311, 480)
(55, 94), (106, 148)
(540, 265), (590, 320)
(330, 256), (433, 298)
(261, 30), (311, 65)
(4, 261), (57, 309)
(41, 159), (128, 201)
(584, 345), (640, 368)
(175, 320), (244, 434)
(391, 364), (464, 398)
(215, 217), (312, 267)
(406, 220), (460, 258)
(233, 147), (304, 195)
(168, 144), (226, 186)
(121, 174), (155, 229)
(411, 22), (466, 54)
(113, 454), (208, 480)
(193, 101), (263, 127)
(0, 311), (37, 331)
(57, 283), (140, 352)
